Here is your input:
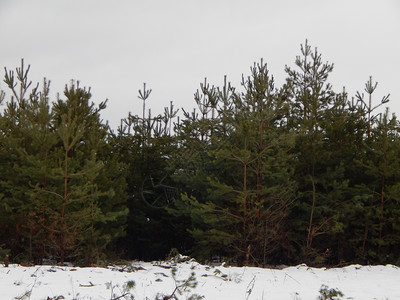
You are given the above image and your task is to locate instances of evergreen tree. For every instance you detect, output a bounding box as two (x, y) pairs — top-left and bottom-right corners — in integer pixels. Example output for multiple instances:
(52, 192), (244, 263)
(50, 82), (128, 264)
(116, 85), (184, 260)
(2, 43), (398, 266)
(173, 61), (296, 265)
(0, 61), (56, 262)
(350, 109), (400, 264)
(0, 62), (127, 264)
(284, 41), (353, 264)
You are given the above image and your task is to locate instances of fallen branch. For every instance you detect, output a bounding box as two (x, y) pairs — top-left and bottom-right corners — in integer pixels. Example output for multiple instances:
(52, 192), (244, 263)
(153, 264), (173, 269)
(111, 293), (130, 300)
(79, 281), (95, 287)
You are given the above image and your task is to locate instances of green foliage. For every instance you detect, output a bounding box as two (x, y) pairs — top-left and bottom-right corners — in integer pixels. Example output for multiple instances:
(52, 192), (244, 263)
(170, 60), (296, 266)
(0, 61), (127, 265)
(1, 40), (399, 266)
(346, 109), (400, 264)
(156, 267), (203, 300)
(107, 280), (135, 300)
(318, 284), (344, 300)
(114, 86), (187, 261)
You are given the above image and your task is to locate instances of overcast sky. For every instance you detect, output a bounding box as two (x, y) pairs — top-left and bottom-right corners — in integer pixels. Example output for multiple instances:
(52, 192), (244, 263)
(1, 0), (399, 129)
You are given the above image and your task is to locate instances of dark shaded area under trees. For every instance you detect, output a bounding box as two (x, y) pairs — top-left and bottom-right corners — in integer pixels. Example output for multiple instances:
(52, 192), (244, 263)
(1, 41), (399, 267)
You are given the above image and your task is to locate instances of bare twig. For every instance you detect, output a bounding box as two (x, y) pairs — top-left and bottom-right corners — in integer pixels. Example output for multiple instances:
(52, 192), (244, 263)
(79, 281), (95, 287)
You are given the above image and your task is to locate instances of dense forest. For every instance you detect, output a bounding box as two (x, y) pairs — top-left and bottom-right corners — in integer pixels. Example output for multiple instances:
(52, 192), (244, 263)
(1, 41), (399, 267)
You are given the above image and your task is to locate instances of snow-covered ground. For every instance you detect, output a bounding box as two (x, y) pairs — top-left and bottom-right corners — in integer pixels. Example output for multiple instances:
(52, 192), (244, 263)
(1, 258), (400, 299)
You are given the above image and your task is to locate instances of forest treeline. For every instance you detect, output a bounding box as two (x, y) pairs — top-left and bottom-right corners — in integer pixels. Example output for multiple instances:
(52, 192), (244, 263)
(1, 41), (399, 267)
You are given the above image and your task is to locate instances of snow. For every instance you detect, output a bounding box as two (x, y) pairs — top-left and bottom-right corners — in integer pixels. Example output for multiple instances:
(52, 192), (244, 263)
(1, 258), (400, 299)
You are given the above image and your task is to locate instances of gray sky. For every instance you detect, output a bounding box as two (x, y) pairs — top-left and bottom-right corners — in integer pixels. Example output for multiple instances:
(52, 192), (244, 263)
(1, 0), (399, 129)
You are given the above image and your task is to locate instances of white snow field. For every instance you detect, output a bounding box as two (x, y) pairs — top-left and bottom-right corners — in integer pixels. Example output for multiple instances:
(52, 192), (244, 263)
(1, 258), (400, 299)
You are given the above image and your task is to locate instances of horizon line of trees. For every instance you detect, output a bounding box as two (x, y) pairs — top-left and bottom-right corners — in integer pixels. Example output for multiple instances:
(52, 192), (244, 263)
(1, 41), (400, 267)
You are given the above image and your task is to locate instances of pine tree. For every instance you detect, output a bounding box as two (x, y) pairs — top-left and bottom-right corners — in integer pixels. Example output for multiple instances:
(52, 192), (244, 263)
(0, 60), (56, 263)
(0, 62), (128, 264)
(173, 61), (296, 265)
(284, 41), (352, 264)
(351, 109), (400, 263)
(116, 84), (183, 260)
(50, 82), (128, 264)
